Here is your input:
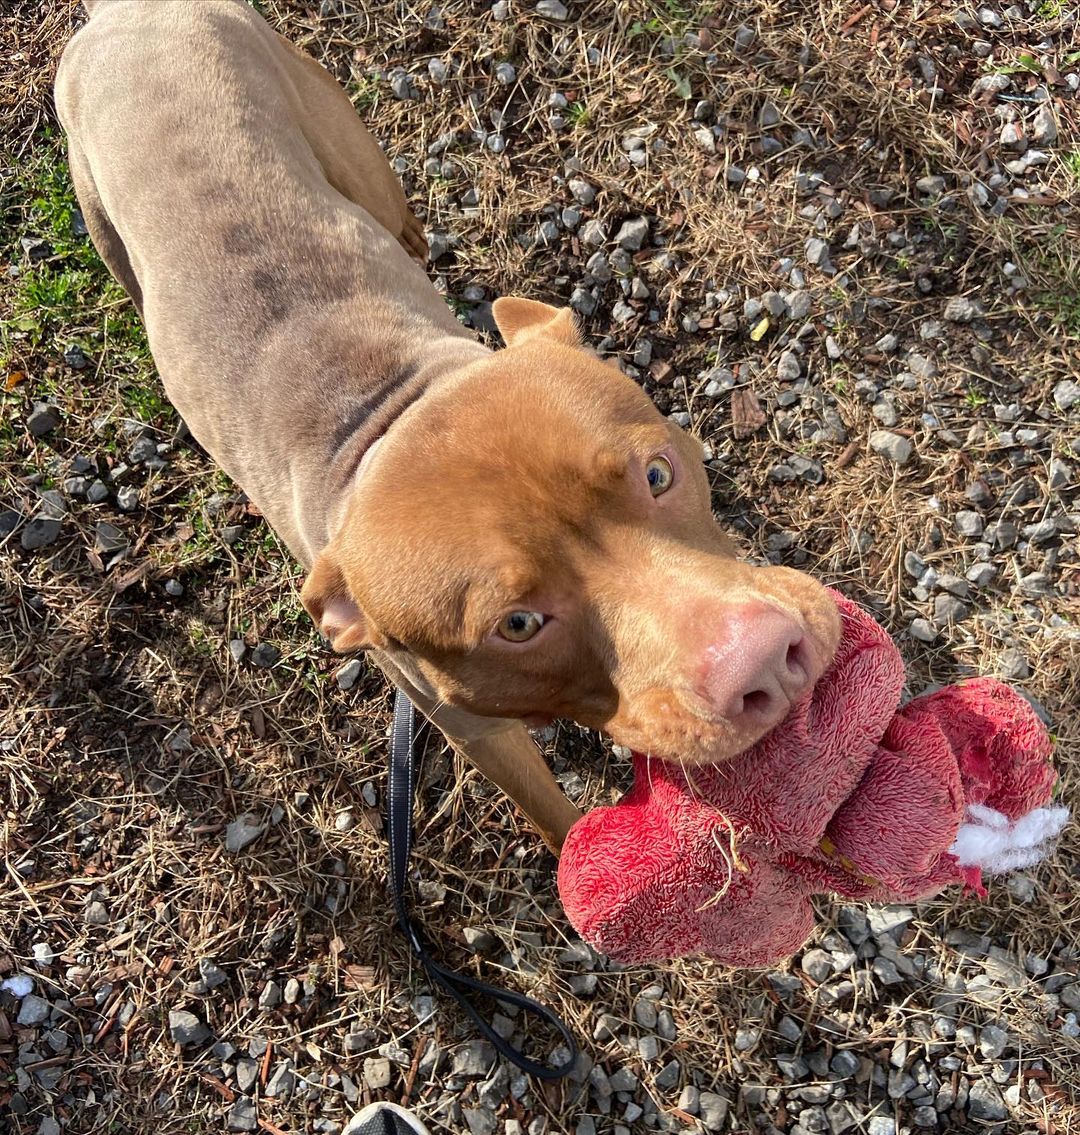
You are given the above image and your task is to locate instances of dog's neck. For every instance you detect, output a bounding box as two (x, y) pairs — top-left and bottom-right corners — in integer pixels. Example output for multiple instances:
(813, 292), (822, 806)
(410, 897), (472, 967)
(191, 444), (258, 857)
(231, 306), (490, 568)
(318, 332), (491, 553)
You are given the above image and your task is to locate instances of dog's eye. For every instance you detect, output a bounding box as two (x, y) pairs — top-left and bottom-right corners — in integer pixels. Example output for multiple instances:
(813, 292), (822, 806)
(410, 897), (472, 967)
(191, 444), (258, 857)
(646, 456), (674, 496)
(497, 611), (545, 642)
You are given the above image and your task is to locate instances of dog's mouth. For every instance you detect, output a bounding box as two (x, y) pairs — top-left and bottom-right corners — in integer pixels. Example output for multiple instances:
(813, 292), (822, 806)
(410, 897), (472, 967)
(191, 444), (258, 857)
(600, 622), (836, 766)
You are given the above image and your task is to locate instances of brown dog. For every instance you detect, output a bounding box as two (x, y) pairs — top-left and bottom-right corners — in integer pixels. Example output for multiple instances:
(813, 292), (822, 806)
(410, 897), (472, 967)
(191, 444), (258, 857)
(56, 0), (841, 853)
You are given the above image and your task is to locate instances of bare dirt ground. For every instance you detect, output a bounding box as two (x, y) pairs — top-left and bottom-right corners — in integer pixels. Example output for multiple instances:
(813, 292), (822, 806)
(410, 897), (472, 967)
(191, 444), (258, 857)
(1, 1), (1078, 1134)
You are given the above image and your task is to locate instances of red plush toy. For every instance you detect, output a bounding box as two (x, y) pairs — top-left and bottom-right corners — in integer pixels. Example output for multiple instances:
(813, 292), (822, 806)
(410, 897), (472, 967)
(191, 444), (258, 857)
(558, 591), (1068, 967)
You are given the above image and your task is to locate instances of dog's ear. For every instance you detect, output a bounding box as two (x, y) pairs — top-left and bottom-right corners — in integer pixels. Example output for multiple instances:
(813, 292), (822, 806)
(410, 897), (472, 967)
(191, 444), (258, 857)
(492, 297), (581, 348)
(301, 547), (383, 652)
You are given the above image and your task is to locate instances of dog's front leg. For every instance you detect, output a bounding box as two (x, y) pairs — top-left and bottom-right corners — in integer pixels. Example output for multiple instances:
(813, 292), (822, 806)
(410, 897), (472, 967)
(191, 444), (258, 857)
(371, 654), (581, 855)
(442, 723), (582, 856)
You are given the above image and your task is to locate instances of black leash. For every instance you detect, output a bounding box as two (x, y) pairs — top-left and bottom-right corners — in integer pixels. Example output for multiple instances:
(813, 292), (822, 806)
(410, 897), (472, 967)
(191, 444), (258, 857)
(386, 688), (579, 1081)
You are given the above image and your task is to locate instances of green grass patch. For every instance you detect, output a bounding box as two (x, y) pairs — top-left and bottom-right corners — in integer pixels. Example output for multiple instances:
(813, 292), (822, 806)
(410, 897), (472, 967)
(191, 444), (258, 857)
(1, 132), (172, 427)
(567, 101), (590, 128)
(630, 1), (706, 42)
(1061, 148), (1080, 185)
(349, 76), (381, 112)
(982, 52), (1042, 76)
(1018, 222), (1080, 341)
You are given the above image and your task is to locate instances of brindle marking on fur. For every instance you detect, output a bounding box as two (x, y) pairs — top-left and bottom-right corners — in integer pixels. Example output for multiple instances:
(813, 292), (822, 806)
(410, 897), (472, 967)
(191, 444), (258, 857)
(328, 357), (422, 453)
(221, 221), (258, 256)
(251, 265), (292, 323)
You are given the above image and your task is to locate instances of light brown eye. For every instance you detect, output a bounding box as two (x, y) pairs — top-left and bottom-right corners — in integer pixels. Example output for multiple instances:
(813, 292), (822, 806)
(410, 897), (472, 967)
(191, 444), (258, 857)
(498, 611), (545, 642)
(646, 456), (674, 496)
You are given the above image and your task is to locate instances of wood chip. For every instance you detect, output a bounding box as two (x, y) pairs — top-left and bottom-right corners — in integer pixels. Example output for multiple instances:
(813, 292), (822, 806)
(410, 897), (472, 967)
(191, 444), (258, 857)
(649, 360), (673, 383)
(200, 1073), (236, 1102)
(730, 388), (766, 439)
(836, 441), (860, 469)
(358, 808), (383, 833)
(112, 561), (152, 593)
(343, 964), (378, 991)
(840, 3), (872, 34)
(250, 704), (266, 739)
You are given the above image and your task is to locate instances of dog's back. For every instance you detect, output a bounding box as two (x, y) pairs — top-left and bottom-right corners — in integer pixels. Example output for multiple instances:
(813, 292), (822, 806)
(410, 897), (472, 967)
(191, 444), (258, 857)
(56, 0), (481, 563)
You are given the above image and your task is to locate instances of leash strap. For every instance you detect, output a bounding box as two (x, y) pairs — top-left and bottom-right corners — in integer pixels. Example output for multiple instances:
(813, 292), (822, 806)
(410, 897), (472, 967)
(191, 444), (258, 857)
(386, 688), (579, 1081)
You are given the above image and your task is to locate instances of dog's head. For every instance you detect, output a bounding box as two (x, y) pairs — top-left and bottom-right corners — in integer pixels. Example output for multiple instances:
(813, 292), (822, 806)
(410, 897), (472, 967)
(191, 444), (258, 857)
(302, 298), (841, 763)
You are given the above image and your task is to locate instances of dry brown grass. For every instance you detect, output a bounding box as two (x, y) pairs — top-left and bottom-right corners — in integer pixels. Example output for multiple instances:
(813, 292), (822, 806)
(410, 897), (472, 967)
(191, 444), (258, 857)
(1, 0), (1078, 1132)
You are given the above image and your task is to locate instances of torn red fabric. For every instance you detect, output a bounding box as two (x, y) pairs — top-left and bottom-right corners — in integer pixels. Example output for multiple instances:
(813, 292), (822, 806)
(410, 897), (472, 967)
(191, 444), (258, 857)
(558, 591), (1065, 966)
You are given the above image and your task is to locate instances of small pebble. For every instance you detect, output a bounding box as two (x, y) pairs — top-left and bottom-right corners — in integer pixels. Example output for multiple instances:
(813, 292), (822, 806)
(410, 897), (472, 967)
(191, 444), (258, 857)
(250, 643), (280, 669)
(364, 1057), (392, 1089)
(954, 510), (984, 538)
(116, 485), (140, 511)
(869, 430), (914, 465)
(84, 900), (110, 925)
(536, 0), (568, 18)
(169, 1009), (210, 1046)
(615, 217), (650, 251)
(801, 949), (833, 984)
(225, 813), (265, 854)
(16, 994), (50, 1026)
(698, 1092), (730, 1130)
(27, 403), (61, 437)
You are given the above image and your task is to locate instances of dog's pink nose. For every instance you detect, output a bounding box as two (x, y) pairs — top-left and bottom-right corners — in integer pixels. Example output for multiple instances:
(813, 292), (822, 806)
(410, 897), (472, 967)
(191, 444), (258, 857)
(701, 604), (813, 729)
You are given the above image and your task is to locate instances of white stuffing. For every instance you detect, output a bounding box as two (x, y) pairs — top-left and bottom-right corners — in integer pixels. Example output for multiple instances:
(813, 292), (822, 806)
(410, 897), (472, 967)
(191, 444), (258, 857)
(965, 803), (1009, 830)
(950, 803), (1070, 873)
(1, 974), (34, 998)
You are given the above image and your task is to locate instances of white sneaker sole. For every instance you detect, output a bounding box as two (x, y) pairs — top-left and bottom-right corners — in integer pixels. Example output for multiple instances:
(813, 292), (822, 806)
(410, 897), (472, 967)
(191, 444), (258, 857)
(341, 1101), (432, 1135)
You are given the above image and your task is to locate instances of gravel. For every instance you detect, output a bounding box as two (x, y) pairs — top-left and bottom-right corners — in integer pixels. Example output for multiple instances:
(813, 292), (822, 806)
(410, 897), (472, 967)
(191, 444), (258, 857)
(265, 1061), (296, 1099)
(966, 1078), (1007, 1121)
(805, 237), (831, 267)
(452, 1040), (496, 1077)
(5, 5), (1079, 1135)
(250, 642), (281, 668)
(1031, 104), (1057, 145)
(228, 1099), (258, 1131)
(83, 900), (110, 924)
(1053, 379), (1080, 411)
(198, 959), (228, 989)
(225, 813), (265, 853)
(569, 178), (597, 205)
(94, 521), (127, 554)
(777, 350), (801, 381)
(698, 1092), (730, 1130)
(536, 0), (568, 18)
(20, 516), (62, 550)
(800, 948), (834, 984)
(614, 217), (650, 251)
(26, 402), (61, 437)
(954, 510), (984, 538)
(16, 994), (50, 1026)
(169, 1010), (210, 1046)
(943, 295), (983, 322)
(363, 1056), (392, 1088)
(869, 430), (914, 465)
